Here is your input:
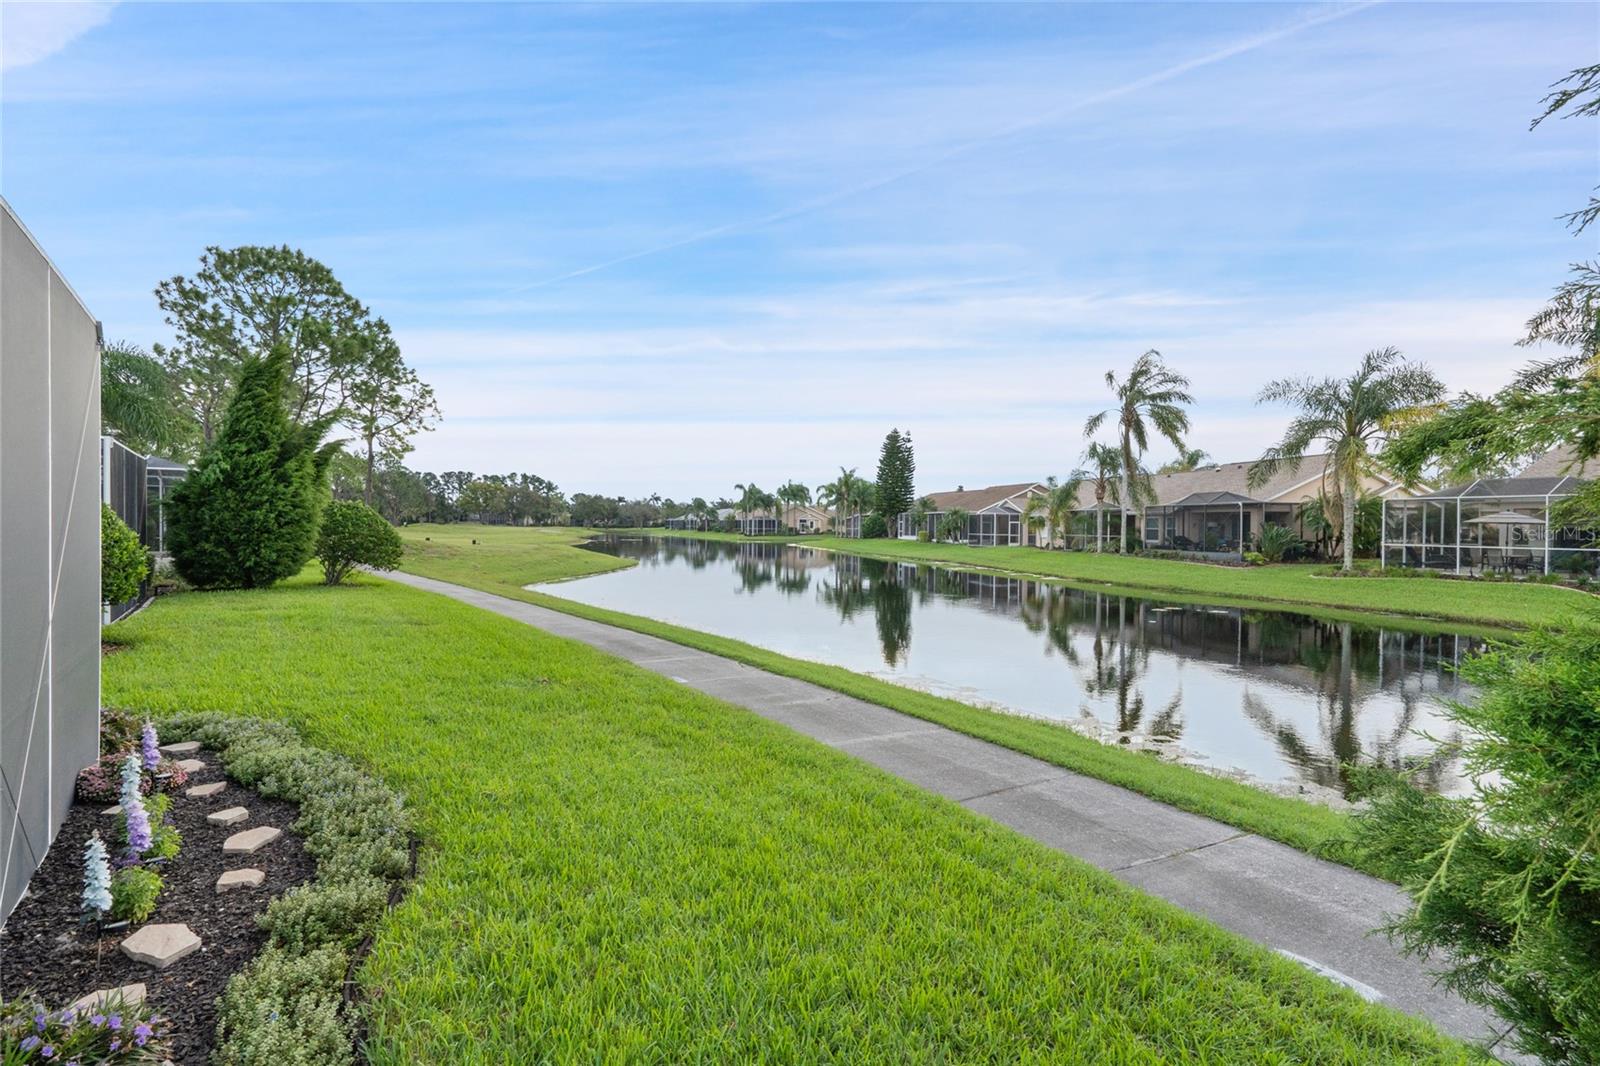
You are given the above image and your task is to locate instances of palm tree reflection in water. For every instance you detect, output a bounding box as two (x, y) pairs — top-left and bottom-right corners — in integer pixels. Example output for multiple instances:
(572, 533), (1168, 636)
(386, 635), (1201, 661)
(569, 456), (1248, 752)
(572, 536), (1476, 797)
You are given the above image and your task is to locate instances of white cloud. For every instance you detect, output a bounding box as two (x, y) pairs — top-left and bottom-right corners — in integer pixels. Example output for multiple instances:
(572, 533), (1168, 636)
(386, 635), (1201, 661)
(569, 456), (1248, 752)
(1, 2), (116, 71)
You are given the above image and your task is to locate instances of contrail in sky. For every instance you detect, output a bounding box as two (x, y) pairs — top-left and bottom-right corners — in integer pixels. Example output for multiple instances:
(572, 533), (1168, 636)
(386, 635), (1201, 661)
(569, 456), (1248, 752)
(513, 1), (1381, 292)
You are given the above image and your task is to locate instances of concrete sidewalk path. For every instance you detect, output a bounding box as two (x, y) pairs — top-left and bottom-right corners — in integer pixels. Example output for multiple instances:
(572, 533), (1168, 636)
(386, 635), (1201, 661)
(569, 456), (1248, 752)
(385, 569), (1507, 1053)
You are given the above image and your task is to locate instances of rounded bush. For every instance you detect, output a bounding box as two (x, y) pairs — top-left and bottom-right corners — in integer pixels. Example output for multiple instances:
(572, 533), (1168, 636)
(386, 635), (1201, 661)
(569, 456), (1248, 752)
(315, 500), (403, 585)
(102, 503), (148, 604)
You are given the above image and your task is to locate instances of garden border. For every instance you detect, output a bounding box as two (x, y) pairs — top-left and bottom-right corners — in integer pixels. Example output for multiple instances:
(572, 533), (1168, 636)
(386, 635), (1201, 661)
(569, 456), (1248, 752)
(160, 713), (414, 1066)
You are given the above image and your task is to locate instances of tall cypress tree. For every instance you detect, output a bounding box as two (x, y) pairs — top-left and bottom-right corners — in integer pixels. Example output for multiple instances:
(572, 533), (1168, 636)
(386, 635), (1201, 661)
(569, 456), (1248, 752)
(167, 346), (339, 588)
(873, 428), (915, 534)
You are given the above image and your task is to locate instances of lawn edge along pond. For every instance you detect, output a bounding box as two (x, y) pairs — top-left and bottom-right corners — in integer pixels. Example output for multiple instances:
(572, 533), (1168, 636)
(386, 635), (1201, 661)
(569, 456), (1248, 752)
(617, 527), (1583, 631)
(400, 524), (1442, 879)
(102, 569), (1476, 1063)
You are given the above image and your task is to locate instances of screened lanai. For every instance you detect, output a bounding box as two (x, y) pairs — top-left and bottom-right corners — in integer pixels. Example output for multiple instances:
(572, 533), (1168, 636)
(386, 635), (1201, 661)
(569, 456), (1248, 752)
(1381, 474), (1597, 576)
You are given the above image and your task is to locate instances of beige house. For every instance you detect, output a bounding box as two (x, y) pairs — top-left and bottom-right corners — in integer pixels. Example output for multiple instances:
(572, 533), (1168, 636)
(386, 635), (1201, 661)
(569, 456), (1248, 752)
(737, 503), (833, 535)
(896, 482), (1049, 545)
(1117, 455), (1414, 554)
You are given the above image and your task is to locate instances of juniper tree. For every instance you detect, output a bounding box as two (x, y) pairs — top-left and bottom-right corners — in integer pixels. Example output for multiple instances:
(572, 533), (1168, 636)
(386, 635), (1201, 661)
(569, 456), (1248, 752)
(167, 346), (340, 588)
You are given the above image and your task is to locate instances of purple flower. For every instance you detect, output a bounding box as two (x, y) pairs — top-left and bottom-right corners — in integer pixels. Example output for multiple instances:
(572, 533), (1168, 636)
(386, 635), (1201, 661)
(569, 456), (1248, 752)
(124, 793), (152, 858)
(20, 1035), (40, 1051)
(41, 1045), (55, 1058)
(58, 1009), (75, 1024)
(141, 721), (161, 770)
(34, 1012), (46, 1030)
(108, 1013), (122, 1030)
(134, 1021), (153, 1046)
(108, 1038), (121, 1051)
(90, 1014), (106, 1027)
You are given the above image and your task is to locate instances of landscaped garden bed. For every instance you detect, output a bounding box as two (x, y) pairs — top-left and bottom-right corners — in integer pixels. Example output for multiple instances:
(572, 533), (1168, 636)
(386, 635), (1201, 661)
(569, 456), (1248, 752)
(1, 713), (411, 1065)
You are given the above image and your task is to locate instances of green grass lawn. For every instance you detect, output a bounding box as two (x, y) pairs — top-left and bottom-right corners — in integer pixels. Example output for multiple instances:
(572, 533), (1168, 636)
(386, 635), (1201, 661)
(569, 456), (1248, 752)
(103, 573), (1472, 1063)
(633, 529), (1589, 630)
(395, 525), (1383, 875)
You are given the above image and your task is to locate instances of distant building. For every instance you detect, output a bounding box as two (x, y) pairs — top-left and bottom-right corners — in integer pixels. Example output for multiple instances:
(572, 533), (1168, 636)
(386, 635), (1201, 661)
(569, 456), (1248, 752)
(896, 483), (1048, 545)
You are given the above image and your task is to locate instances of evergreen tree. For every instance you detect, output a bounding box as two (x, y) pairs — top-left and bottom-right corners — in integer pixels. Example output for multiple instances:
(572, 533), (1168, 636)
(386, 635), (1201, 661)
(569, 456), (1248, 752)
(873, 428), (915, 535)
(167, 346), (339, 588)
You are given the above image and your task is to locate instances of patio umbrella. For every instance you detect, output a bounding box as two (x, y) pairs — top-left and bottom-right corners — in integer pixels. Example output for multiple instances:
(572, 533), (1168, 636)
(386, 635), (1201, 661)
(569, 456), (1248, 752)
(1464, 511), (1546, 525)
(1465, 511), (1546, 567)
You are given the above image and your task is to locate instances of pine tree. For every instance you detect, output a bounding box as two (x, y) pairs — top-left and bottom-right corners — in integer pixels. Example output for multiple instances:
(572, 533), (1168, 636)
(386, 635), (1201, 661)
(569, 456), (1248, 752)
(166, 346), (340, 588)
(873, 428), (915, 535)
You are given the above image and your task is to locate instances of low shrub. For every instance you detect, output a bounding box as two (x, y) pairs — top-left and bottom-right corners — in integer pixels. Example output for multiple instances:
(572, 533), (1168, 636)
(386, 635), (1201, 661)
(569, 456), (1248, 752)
(213, 945), (353, 1066)
(1, 990), (169, 1063)
(76, 754), (189, 805)
(1254, 523), (1298, 563)
(315, 500), (403, 586)
(159, 713), (411, 1065)
(260, 878), (389, 954)
(102, 503), (150, 605)
(1242, 551), (1266, 566)
(100, 707), (145, 755)
(110, 866), (163, 923)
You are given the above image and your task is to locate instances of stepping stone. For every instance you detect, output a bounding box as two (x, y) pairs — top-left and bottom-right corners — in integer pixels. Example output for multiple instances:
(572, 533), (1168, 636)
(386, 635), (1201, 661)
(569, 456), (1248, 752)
(175, 758), (205, 773)
(159, 741), (200, 756)
(69, 982), (147, 1013)
(215, 868), (265, 894)
(186, 781), (225, 798)
(207, 806), (249, 826)
(223, 826), (281, 854)
(101, 804), (122, 816)
(120, 924), (201, 970)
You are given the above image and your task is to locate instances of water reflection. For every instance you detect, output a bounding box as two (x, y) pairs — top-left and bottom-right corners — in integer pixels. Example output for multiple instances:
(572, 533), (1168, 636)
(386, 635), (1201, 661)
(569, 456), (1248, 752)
(551, 536), (1477, 797)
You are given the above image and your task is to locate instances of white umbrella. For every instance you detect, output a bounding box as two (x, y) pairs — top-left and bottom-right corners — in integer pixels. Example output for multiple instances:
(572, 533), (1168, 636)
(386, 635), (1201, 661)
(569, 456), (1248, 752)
(1464, 511), (1546, 525)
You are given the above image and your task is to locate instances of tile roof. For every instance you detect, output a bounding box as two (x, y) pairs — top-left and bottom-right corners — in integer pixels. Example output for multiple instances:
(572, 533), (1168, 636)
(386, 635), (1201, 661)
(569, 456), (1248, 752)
(1518, 444), (1591, 478)
(1065, 455), (1337, 509)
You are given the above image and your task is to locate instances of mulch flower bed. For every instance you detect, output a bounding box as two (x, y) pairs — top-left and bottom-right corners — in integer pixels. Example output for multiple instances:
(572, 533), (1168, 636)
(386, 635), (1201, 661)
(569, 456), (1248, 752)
(0, 755), (316, 1065)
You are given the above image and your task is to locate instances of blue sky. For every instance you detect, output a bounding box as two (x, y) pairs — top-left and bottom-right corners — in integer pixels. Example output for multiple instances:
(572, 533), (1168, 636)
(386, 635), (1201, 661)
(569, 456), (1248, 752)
(3, 2), (1595, 498)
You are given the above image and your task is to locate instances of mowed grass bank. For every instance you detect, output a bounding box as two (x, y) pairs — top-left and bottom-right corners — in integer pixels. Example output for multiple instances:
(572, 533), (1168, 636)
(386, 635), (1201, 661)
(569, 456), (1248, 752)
(396, 524), (1367, 871)
(655, 531), (1584, 630)
(102, 574), (1472, 1063)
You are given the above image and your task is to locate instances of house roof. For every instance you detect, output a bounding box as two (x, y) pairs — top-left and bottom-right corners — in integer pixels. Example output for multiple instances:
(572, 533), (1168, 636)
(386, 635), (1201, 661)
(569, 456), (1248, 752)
(1418, 475), (1584, 500)
(145, 455), (188, 472)
(1518, 444), (1591, 479)
(923, 482), (1044, 513)
(1065, 455), (1336, 509)
(1158, 490), (1259, 509)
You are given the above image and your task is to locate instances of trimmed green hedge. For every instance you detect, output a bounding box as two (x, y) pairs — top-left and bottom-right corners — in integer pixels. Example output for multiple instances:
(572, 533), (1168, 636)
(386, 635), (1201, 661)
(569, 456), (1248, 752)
(163, 714), (411, 1066)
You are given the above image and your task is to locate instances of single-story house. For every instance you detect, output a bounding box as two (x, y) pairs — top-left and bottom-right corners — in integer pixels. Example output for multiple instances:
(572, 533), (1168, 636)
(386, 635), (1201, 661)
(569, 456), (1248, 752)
(1058, 455), (1415, 557)
(896, 483), (1049, 546)
(735, 504), (832, 536)
(1381, 447), (1596, 576)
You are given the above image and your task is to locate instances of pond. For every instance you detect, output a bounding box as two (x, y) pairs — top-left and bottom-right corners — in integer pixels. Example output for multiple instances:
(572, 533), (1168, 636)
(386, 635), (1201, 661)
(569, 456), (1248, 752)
(541, 536), (1481, 799)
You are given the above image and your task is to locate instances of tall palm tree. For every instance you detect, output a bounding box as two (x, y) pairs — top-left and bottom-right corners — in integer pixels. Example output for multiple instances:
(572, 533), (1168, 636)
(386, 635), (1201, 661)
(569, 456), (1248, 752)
(734, 482), (769, 536)
(822, 466), (866, 536)
(776, 480), (811, 531)
(1084, 350), (1193, 551)
(1250, 347), (1445, 572)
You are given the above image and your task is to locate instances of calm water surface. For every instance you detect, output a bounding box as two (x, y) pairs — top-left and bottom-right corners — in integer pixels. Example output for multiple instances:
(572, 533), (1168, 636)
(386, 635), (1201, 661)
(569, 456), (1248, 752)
(543, 537), (1480, 797)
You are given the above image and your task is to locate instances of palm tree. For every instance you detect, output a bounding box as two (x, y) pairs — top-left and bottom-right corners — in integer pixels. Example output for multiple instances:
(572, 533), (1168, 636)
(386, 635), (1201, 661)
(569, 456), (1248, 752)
(1084, 350), (1193, 551)
(1023, 474), (1087, 548)
(1250, 347), (1445, 572)
(102, 340), (192, 457)
(734, 482), (769, 536)
(776, 480), (811, 531)
(821, 466), (867, 536)
(1157, 447), (1210, 474)
(1082, 443), (1124, 553)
